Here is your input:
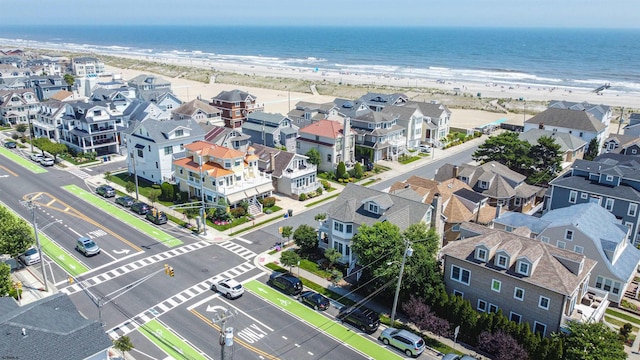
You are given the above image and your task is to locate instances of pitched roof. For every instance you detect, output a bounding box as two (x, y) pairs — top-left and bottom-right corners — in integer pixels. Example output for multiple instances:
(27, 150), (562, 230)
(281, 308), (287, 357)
(185, 140), (245, 159)
(173, 156), (234, 178)
(548, 100), (610, 122)
(299, 119), (350, 139)
(441, 229), (596, 295)
(213, 89), (254, 102)
(0, 293), (112, 360)
(405, 100), (451, 118)
(172, 99), (221, 117)
(129, 118), (205, 145)
(518, 128), (587, 152)
(526, 108), (606, 133)
(49, 90), (73, 101)
(250, 143), (298, 178)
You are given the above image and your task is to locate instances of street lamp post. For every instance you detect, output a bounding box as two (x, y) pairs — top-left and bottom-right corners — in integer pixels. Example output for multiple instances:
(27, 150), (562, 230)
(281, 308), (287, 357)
(22, 200), (61, 292)
(390, 240), (413, 326)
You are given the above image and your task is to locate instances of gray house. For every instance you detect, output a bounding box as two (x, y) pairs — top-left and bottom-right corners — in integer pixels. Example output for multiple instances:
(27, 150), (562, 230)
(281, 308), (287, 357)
(0, 293), (113, 360)
(548, 154), (640, 245)
(28, 75), (68, 101)
(242, 112), (298, 152)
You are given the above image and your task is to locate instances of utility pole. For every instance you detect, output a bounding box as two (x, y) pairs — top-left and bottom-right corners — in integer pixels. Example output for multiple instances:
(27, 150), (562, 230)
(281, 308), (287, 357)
(390, 239), (413, 326)
(617, 107), (625, 135)
(199, 154), (207, 236)
(24, 200), (49, 292)
(130, 152), (140, 200)
(213, 308), (234, 360)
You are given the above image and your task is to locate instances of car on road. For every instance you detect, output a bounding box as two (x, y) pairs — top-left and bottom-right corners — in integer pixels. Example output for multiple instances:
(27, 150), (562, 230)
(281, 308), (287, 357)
(211, 278), (244, 299)
(30, 153), (43, 162)
(379, 328), (425, 357)
(337, 306), (380, 334)
(40, 157), (55, 166)
(300, 291), (330, 311)
(96, 185), (115, 198)
(130, 201), (150, 215)
(76, 237), (100, 256)
(146, 208), (168, 225)
(19, 247), (41, 266)
(4, 141), (16, 149)
(442, 354), (477, 360)
(268, 272), (303, 296)
(115, 195), (135, 207)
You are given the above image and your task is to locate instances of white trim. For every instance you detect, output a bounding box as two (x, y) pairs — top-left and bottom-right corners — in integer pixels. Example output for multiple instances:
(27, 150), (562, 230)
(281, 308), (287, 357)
(453, 289), (464, 298)
(514, 287), (525, 301)
(533, 321), (547, 337)
(538, 296), (550, 310)
(477, 299), (487, 312)
(491, 279), (501, 293)
(450, 264), (470, 285)
(509, 311), (522, 324)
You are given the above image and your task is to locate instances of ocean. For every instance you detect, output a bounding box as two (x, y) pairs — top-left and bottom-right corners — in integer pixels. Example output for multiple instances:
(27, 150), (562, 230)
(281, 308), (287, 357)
(0, 25), (639, 93)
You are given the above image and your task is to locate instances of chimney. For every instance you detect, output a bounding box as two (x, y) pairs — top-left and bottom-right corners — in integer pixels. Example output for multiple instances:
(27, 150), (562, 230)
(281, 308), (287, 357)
(22, 328), (26, 336)
(431, 193), (444, 250)
(495, 203), (503, 219)
(453, 165), (459, 179)
(538, 122), (544, 130)
(269, 151), (276, 172)
(342, 117), (351, 165)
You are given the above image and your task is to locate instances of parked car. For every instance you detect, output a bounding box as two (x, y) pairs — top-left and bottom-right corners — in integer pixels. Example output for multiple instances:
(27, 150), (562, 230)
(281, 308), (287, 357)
(76, 237), (100, 257)
(131, 202), (150, 215)
(268, 272), (303, 296)
(300, 291), (330, 311)
(40, 157), (55, 166)
(379, 328), (425, 357)
(146, 208), (168, 225)
(4, 141), (16, 149)
(211, 278), (244, 299)
(96, 185), (115, 198)
(417, 144), (431, 153)
(19, 247), (41, 266)
(30, 153), (43, 162)
(115, 195), (135, 207)
(442, 354), (477, 360)
(337, 306), (380, 334)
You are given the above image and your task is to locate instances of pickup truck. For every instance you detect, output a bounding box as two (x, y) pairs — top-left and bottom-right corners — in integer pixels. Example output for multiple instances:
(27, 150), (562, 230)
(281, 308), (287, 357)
(146, 208), (168, 225)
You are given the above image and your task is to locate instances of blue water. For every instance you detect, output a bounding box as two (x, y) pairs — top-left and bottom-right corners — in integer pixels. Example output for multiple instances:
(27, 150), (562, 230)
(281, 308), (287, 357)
(1, 25), (639, 92)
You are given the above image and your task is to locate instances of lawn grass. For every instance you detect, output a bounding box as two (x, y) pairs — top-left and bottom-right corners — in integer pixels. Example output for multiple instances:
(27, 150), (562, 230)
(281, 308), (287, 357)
(298, 258), (333, 279)
(606, 308), (640, 326)
(305, 193), (340, 207)
(605, 315), (639, 331)
(398, 155), (422, 164)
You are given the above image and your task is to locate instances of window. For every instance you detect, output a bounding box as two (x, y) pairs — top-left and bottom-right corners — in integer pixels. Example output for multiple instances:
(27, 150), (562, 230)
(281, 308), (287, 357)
(224, 161), (231, 168)
(629, 203), (638, 217)
(137, 149), (144, 158)
(574, 245), (584, 254)
(368, 203), (379, 213)
(606, 175), (614, 182)
(510, 312), (522, 324)
(453, 290), (464, 298)
(565, 230), (574, 241)
(517, 261), (530, 276)
(557, 241), (566, 249)
(540, 236), (550, 243)
(175, 129), (183, 137)
(514, 287), (525, 301)
(334, 221), (344, 232)
(164, 146), (173, 155)
(345, 224), (353, 234)
(514, 197), (521, 206)
(491, 279), (501, 293)
(569, 190), (577, 203)
(488, 304), (499, 313)
(496, 254), (508, 269)
(479, 180), (489, 189)
(476, 248), (488, 261)
(581, 192), (588, 199)
(327, 154), (332, 162)
(450, 265), (470, 285)
(234, 159), (241, 166)
(538, 296), (550, 310)
(605, 198), (615, 211)
(533, 322), (547, 337)
(505, 226), (514, 232)
(477, 299), (487, 312)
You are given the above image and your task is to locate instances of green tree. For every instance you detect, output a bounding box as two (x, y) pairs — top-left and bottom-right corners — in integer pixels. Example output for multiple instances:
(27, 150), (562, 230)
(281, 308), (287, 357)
(314, 213), (327, 221)
(324, 248), (342, 269)
(16, 123), (27, 133)
(0, 206), (36, 261)
(293, 224), (318, 254)
(113, 335), (135, 360)
(584, 137), (600, 160)
(0, 263), (11, 297)
(472, 131), (532, 173)
(63, 73), (75, 88)
(160, 182), (174, 201)
(47, 142), (67, 161)
(353, 162), (364, 179)
(281, 226), (293, 241)
(125, 181), (136, 195)
(280, 250), (301, 273)
(305, 148), (321, 166)
(527, 135), (562, 185)
(336, 161), (347, 179)
(184, 208), (198, 225)
(147, 189), (161, 206)
(560, 321), (625, 360)
(104, 171), (112, 184)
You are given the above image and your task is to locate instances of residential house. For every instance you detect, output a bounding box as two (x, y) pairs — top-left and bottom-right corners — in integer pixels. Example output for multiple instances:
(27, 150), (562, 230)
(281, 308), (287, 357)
(27, 58), (63, 76)
(172, 141), (274, 211)
(242, 112), (298, 152)
(48, 90), (77, 102)
(202, 125), (251, 153)
(211, 89), (264, 128)
(125, 118), (204, 183)
(71, 57), (105, 77)
(603, 134), (640, 155)
(250, 143), (320, 198)
(172, 98), (223, 125)
(350, 110), (406, 162)
(440, 229), (602, 337)
(388, 176), (497, 246)
(380, 105), (423, 149)
(524, 108), (607, 154)
(518, 128), (587, 168)
(0, 88), (39, 126)
(90, 87), (136, 111)
(624, 113), (640, 137)
(287, 101), (341, 128)
(28, 75), (68, 101)
(405, 100), (451, 147)
(317, 183), (433, 273)
(138, 90), (182, 112)
(127, 74), (172, 92)
(33, 99), (66, 141)
(547, 154), (640, 245)
(296, 118), (356, 173)
(358, 92), (408, 111)
(548, 100), (613, 129)
(0, 293), (113, 360)
(434, 161), (545, 214)
(59, 101), (122, 155)
(0, 63), (31, 90)
(122, 99), (171, 125)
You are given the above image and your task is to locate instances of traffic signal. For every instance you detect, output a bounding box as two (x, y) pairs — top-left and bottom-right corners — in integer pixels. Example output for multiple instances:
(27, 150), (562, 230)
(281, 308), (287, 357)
(68, 276), (74, 284)
(169, 266), (175, 277)
(164, 264), (169, 275)
(14, 281), (22, 290)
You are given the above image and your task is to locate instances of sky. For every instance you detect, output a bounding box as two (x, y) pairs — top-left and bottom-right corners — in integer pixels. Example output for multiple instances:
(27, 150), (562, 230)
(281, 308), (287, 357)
(2, 0), (638, 28)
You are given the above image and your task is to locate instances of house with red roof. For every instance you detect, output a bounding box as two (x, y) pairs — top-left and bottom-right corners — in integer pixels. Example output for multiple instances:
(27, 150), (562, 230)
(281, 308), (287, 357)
(296, 118), (357, 173)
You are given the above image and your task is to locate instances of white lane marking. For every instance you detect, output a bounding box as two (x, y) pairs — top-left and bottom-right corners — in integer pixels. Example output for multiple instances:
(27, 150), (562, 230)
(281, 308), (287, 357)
(236, 237), (253, 244)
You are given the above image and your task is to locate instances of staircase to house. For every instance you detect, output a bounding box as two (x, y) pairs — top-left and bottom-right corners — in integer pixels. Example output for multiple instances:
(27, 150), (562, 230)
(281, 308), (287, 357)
(248, 202), (262, 216)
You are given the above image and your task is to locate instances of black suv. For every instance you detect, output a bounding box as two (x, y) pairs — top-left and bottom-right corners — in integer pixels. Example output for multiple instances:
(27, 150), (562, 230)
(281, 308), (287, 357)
(337, 306), (380, 334)
(268, 272), (303, 296)
(130, 201), (150, 215)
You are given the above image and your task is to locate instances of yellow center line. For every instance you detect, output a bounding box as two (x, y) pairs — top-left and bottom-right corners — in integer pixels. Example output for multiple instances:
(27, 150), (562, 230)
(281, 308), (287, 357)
(189, 309), (280, 360)
(0, 165), (18, 177)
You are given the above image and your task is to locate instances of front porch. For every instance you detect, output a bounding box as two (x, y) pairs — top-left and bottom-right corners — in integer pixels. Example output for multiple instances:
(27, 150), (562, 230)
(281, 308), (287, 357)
(562, 287), (609, 327)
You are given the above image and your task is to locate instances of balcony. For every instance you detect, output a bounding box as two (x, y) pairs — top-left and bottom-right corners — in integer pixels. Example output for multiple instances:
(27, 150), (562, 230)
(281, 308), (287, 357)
(562, 287), (609, 327)
(292, 181), (320, 195)
(283, 163), (317, 178)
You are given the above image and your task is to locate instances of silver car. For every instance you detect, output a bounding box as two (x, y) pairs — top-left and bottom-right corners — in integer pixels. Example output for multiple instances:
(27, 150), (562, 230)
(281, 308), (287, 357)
(379, 328), (425, 357)
(76, 237), (100, 256)
(19, 247), (41, 265)
(212, 278), (244, 299)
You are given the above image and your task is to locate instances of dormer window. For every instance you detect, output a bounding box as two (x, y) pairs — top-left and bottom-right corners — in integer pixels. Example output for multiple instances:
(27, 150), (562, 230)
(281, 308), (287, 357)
(606, 175), (614, 181)
(517, 261), (530, 276)
(175, 129), (184, 137)
(495, 254), (508, 269)
(368, 203), (379, 213)
(565, 230), (574, 241)
(475, 248), (488, 262)
(479, 180), (489, 190)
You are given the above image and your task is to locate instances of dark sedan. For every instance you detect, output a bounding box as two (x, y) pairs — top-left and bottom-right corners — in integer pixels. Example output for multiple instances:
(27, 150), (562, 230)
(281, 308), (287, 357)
(300, 291), (330, 311)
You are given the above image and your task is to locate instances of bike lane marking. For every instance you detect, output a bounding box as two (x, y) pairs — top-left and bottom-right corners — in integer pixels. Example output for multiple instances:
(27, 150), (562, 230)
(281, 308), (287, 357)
(244, 280), (404, 360)
(139, 319), (209, 360)
(0, 147), (47, 174)
(63, 184), (183, 247)
(39, 232), (89, 276)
